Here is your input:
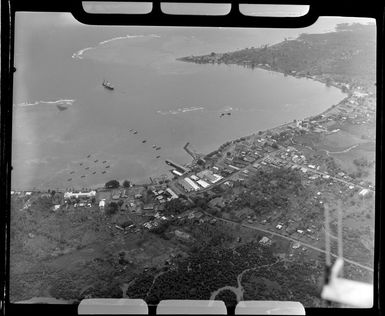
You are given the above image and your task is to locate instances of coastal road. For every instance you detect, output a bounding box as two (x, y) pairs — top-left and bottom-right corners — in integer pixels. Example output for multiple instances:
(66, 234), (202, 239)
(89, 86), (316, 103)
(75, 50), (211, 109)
(203, 211), (374, 273)
(288, 162), (375, 192)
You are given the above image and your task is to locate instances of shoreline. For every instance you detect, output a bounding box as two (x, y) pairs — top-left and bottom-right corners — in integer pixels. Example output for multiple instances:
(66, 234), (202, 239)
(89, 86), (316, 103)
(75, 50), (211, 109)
(11, 65), (352, 193)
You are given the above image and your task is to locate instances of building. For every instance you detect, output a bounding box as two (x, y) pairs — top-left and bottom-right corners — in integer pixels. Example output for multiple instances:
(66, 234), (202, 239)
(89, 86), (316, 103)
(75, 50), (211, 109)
(64, 190), (96, 199)
(172, 169), (183, 177)
(292, 242), (301, 249)
(99, 199), (106, 210)
(165, 188), (178, 200)
(174, 230), (192, 241)
(178, 179), (194, 192)
(197, 179), (210, 188)
(259, 236), (271, 246)
(184, 177), (200, 191)
(359, 189), (371, 197)
(142, 204), (154, 211)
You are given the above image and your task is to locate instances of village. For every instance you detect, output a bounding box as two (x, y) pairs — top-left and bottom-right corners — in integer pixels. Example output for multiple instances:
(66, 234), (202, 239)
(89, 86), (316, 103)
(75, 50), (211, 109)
(9, 23), (376, 304)
(11, 78), (375, 273)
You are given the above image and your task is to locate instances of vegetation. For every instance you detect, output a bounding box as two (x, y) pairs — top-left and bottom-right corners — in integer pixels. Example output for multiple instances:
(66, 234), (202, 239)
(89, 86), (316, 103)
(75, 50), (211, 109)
(163, 198), (190, 215)
(105, 180), (120, 189)
(105, 202), (119, 215)
(231, 168), (304, 215)
(126, 241), (273, 303)
(122, 180), (131, 188)
(180, 23), (376, 90)
(216, 290), (238, 307)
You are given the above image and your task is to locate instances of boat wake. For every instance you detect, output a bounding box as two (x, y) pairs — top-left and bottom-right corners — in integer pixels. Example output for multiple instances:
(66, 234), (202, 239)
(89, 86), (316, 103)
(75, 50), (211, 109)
(72, 34), (161, 59)
(157, 106), (205, 115)
(14, 99), (75, 108)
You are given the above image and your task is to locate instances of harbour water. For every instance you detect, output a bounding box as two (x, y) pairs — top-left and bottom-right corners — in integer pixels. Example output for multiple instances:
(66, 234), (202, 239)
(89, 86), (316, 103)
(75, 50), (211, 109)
(11, 13), (353, 190)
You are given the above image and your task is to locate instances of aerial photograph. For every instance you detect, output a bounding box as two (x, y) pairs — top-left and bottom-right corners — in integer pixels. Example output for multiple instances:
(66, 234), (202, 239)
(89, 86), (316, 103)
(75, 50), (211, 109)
(10, 8), (375, 308)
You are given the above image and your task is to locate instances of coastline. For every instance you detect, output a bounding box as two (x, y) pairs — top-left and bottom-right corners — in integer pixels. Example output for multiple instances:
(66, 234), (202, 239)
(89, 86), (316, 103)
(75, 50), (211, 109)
(11, 67), (350, 193)
(102, 68), (347, 190)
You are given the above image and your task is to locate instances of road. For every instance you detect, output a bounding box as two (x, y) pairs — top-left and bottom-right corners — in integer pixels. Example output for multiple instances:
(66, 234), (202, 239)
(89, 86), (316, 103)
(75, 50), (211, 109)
(180, 148), (285, 196)
(169, 146), (374, 273)
(203, 211), (374, 273)
(288, 162), (375, 193)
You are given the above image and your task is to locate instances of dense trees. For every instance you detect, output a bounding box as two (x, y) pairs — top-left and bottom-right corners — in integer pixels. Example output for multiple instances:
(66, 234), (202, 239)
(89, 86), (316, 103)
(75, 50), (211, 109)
(163, 198), (190, 215)
(105, 180), (120, 189)
(216, 290), (238, 307)
(183, 23), (375, 90)
(105, 202), (119, 215)
(125, 241), (277, 304)
(122, 180), (131, 188)
(231, 168), (304, 215)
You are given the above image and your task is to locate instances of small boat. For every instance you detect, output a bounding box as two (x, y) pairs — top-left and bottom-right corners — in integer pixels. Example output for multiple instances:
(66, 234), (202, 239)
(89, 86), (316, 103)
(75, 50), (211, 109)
(129, 129), (133, 132)
(85, 167), (89, 170)
(152, 145), (157, 149)
(94, 160), (98, 163)
(105, 165), (110, 168)
(142, 140), (147, 143)
(92, 171), (96, 175)
(80, 163), (83, 166)
(87, 154), (91, 158)
(102, 79), (114, 90)
(156, 147), (161, 150)
(102, 160), (107, 163)
(67, 178), (72, 181)
(70, 171), (75, 174)
(133, 131), (138, 134)
(156, 155), (160, 159)
(81, 175), (86, 178)
(102, 171), (106, 174)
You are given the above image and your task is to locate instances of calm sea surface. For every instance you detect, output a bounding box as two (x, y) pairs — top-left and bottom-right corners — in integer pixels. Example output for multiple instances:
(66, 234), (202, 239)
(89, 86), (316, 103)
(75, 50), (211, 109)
(12, 13), (358, 190)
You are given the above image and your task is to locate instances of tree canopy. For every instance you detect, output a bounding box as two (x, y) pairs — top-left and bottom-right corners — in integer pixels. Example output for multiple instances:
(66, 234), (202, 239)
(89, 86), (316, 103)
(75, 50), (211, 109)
(105, 180), (120, 189)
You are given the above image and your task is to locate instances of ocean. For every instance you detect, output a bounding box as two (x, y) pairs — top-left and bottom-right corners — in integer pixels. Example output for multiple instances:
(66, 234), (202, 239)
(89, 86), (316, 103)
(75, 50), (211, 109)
(12, 13), (366, 190)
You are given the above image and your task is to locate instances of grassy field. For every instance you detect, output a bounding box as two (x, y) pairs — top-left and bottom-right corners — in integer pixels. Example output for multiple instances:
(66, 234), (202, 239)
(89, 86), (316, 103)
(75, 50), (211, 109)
(10, 196), (179, 302)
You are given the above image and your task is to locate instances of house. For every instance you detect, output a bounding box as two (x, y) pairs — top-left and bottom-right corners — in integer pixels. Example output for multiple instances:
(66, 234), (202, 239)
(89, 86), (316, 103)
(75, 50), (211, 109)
(292, 242), (301, 249)
(276, 224), (283, 230)
(359, 189), (371, 197)
(174, 230), (192, 241)
(142, 204), (154, 211)
(259, 236), (271, 246)
(165, 188), (178, 200)
(99, 199), (106, 210)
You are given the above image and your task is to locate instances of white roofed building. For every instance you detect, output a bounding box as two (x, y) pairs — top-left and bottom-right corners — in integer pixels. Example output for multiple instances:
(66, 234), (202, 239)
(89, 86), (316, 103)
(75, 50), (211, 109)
(197, 179), (210, 188)
(184, 177), (200, 191)
(99, 199), (106, 210)
(64, 190), (96, 199)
